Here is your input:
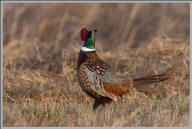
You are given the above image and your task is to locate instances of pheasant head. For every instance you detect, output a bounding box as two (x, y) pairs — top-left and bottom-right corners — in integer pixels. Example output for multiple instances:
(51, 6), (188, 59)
(80, 28), (98, 52)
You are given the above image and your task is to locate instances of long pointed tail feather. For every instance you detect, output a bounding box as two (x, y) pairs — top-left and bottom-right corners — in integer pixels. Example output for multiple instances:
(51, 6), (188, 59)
(133, 73), (169, 87)
(132, 64), (177, 93)
(133, 63), (177, 87)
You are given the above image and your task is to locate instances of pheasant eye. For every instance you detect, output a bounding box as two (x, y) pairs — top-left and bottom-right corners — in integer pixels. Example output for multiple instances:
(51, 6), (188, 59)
(80, 28), (88, 41)
(87, 31), (92, 38)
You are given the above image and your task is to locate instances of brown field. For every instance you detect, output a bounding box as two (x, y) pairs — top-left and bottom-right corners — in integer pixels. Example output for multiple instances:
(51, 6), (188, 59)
(3, 3), (190, 127)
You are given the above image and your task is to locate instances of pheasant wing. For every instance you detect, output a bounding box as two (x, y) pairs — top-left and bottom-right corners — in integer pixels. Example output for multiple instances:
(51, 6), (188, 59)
(84, 61), (132, 101)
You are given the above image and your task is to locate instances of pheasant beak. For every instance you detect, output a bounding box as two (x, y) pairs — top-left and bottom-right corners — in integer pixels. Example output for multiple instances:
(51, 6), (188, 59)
(93, 29), (98, 37)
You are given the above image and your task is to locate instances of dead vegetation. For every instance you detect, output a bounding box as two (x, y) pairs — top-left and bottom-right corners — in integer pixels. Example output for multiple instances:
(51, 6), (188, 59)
(3, 3), (190, 126)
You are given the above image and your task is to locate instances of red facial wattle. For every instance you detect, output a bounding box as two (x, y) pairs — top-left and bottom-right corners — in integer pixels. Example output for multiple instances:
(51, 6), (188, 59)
(80, 28), (88, 41)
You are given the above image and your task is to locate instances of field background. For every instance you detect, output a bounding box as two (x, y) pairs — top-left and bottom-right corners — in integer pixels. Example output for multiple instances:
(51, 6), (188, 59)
(3, 3), (190, 127)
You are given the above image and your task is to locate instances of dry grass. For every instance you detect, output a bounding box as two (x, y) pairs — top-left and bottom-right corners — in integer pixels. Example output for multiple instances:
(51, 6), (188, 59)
(3, 3), (190, 127)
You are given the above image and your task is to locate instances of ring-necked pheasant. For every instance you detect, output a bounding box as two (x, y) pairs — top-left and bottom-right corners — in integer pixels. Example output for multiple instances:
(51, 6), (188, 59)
(77, 28), (170, 111)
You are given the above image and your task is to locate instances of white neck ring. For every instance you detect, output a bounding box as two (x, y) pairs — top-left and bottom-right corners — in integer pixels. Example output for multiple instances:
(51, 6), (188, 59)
(81, 47), (95, 52)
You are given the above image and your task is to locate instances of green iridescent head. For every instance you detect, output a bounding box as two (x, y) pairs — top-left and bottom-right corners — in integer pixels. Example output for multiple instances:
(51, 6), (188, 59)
(80, 28), (98, 51)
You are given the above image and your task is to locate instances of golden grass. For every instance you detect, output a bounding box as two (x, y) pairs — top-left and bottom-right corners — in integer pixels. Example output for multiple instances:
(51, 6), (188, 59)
(3, 3), (190, 127)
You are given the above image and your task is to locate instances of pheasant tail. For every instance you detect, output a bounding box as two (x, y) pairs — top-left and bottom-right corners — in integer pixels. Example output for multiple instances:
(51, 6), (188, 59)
(133, 74), (169, 87)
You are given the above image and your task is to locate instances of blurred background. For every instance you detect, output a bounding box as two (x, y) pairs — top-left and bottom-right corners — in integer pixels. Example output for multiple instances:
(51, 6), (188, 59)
(3, 3), (189, 66)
